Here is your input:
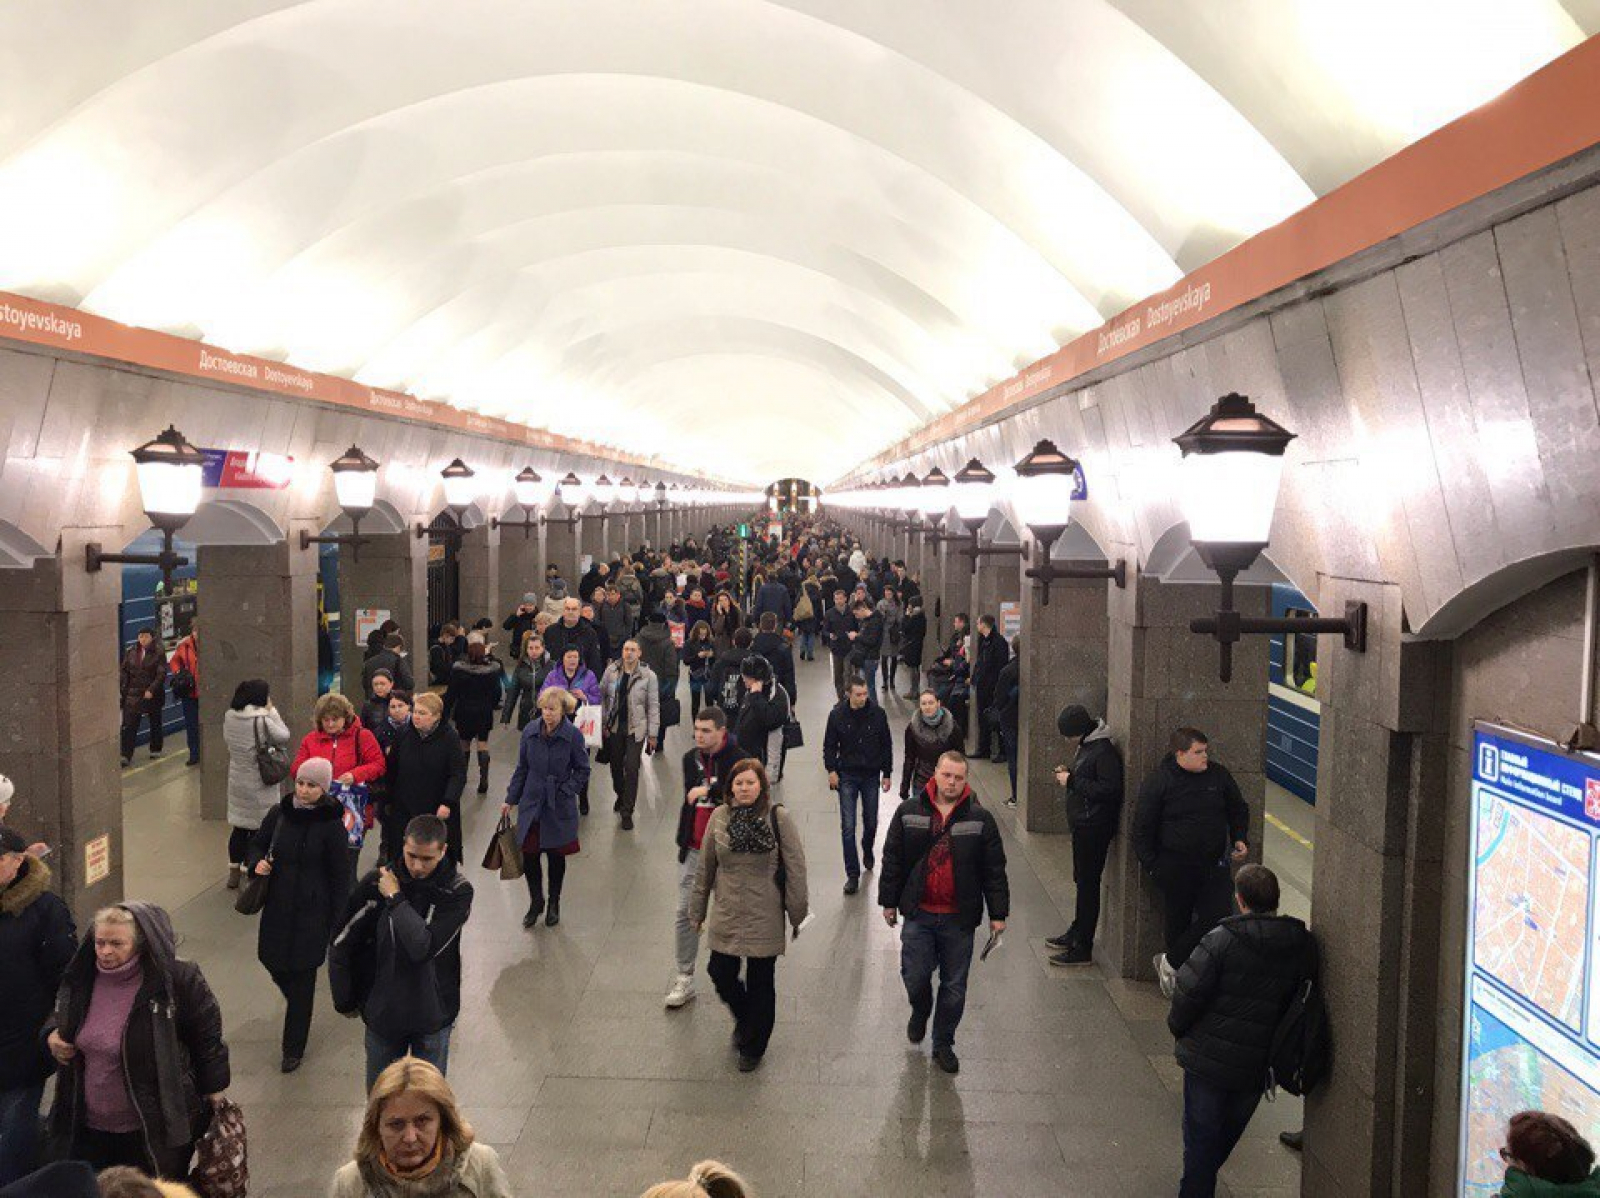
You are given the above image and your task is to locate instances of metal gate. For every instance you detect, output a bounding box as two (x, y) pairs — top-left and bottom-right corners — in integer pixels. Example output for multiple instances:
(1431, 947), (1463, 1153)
(426, 512), (461, 638)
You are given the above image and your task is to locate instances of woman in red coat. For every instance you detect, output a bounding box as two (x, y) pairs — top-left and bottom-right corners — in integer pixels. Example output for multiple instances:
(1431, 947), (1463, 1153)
(290, 693), (386, 865)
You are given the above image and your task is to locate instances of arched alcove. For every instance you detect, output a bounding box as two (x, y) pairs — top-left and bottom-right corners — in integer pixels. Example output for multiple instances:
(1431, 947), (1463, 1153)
(319, 498), (407, 536)
(0, 520), (51, 568)
(177, 499), (284, 546)
(1144, 521), (1291, 588)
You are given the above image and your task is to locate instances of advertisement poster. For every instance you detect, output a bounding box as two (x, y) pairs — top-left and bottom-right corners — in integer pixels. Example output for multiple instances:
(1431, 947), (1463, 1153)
(1461, 724), (1600, 1193)
(354, 608), (391, 647)
(998, 602), (1021, 640)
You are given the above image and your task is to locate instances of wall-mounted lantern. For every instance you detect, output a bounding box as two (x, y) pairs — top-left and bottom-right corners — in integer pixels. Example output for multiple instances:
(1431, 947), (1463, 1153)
(86, 425), (207, 591)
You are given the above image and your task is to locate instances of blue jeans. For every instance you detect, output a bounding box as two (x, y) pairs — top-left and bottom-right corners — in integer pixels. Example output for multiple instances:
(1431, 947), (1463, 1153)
(180, 695), (200, 762)
(1180, 1071), (1261, 1197)
(798, 629), (815, 658)
(837, 772), (880, 879)
(899, 911), (975, 1050)
(365, 1024), (453, 1091)
(0, 1082), (44, 1184)
(862, 669), (879, 706)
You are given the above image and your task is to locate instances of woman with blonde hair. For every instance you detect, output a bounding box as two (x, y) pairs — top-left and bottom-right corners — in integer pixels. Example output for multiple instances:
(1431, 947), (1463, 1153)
(640, 1160), (751, 1198)
(690, 758), (808, 1072)
(329, 1057), (511, 1198)
(502, 688), (589, 930)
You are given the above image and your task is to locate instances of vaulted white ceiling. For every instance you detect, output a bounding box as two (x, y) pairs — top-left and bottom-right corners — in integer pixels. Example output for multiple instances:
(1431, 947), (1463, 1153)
(0, 1), (1590, 483)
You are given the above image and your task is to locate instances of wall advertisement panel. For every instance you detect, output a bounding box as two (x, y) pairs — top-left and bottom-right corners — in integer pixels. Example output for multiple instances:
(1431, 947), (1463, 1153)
(1462, 723), (1600, 1192)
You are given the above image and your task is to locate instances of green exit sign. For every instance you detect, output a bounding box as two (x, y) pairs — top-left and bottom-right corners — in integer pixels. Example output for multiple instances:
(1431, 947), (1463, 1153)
(737, 523), (750, 538)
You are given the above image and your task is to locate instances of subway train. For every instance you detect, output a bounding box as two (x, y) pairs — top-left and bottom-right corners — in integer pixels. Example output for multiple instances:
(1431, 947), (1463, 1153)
(1266, 582), (1320, 805)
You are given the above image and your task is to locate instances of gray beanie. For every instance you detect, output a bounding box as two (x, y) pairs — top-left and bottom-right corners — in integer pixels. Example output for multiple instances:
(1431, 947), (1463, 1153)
(296, 757), (334, 791)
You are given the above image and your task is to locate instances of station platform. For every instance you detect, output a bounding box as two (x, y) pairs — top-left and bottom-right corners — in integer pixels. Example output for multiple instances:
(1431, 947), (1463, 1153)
(120, 653), (1303, 1197)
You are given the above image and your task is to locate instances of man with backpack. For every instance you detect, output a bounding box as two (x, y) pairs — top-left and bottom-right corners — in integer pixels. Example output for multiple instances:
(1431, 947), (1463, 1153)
(1167, 863), (1321, 1198)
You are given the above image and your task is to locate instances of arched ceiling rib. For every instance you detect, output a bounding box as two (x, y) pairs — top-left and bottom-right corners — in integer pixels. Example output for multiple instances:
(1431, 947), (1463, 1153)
(0, 0), (1585, 483)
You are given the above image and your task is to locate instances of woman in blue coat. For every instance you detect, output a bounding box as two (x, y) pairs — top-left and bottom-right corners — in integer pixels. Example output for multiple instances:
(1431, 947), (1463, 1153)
(502, 688), (590, 930)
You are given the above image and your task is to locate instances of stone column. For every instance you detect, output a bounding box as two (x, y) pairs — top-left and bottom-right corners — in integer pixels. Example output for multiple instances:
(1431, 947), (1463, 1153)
(1301, 579), (1447, 1198)
(337, 528), (427, 701)
(1017, 560), (1109, 835)
(1100, 556), (1270, 981)
(964, 541), (1024, 747)
(0, 529), (125, 924)
(458, 523), (500, 628)
(544, 515), (578, 588)
(937, 536), (969, 647)
(196, 523), (319, 819)
(498, 517), (543, 618)
(915, 530), (940, 655)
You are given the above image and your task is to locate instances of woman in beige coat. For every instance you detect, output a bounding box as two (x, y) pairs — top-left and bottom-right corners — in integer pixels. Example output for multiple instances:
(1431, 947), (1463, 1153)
(329, 1057), (512, 1198)
(690, 758), (809, 1072)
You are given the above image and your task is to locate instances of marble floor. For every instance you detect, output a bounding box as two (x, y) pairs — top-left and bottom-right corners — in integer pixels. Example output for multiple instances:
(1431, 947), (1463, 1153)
(121, 655), (1304, 1197)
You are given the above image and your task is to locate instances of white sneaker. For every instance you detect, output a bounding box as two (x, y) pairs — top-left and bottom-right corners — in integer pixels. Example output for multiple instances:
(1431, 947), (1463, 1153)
(1154, 952), (1178, 999)
(664, 975), (696, 1009)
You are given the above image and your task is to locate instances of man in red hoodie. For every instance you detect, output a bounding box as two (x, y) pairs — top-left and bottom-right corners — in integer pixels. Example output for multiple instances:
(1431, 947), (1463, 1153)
(878, 751), (1008, 1074)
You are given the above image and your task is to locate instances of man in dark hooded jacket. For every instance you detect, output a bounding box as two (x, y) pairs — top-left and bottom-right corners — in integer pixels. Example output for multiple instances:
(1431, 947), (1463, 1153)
(1168, 864), (1313, 1197)
(335, 815), (473, 1090)
(1046, 706), (1124, 965)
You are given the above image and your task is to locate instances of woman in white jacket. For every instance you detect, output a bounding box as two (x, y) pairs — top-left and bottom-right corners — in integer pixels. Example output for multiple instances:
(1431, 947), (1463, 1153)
(222, 678), (290, 890)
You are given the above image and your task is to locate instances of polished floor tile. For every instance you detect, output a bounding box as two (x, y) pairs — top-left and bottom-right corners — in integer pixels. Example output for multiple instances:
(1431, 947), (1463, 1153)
(125, 654), (1301, 1196)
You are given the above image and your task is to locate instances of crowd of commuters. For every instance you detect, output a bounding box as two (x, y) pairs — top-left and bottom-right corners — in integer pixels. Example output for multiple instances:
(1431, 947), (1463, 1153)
(7, 513), (1589, 1196)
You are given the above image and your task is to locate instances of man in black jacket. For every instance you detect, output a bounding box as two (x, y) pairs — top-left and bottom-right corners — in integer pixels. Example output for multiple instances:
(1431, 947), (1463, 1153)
(878, 752), (1008, 1075)
(750, 613), (797, 706)
(338, 815), (473, 1091)
(822, 590), (857, 701)
(1168, 864), (1312, 1197)
(381, 694), (468, 865)
(1132, 727), (1250, 995)
(1046, 705), (1124, 965)
(994, 640), (1021, 803)
(970, 615), (1008, 760)
(823, 677), (894, 895)
(543, 597), (604, 679)
(845, 596), (884, 705)
(0, 830), (75, 1185)
(666, 708), (744, 1011)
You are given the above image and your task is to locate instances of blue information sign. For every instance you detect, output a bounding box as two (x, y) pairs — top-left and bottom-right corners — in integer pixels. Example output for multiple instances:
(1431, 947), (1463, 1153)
(1461, 724), (1600, 1193)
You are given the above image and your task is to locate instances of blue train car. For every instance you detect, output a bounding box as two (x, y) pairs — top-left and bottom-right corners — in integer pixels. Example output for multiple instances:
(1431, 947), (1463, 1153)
(1266, 582), (1320, 804)
(117, 531), (197, 749)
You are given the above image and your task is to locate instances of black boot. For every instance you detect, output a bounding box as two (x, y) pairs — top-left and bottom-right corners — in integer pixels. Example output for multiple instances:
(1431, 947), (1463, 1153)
(477, 750), (490, 795)
(523, 897), (544, 929)
(545, 896), (561, 927)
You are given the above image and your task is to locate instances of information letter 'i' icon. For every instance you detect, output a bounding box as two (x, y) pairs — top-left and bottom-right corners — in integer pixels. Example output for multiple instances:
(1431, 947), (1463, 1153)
(1478, 743), (1499, 783)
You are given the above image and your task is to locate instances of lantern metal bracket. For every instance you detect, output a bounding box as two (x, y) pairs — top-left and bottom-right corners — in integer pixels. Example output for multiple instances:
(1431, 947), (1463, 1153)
(490, 510), (543, 539)
(85, 527), (190, 593)
(300, 510), (371, 562)
(1023, 533), (1127, 605)
(1187, 543), (1367, 682)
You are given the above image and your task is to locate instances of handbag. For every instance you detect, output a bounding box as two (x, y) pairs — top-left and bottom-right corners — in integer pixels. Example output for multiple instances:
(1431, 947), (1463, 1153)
(332, 781), (370, 849)
(481, 814), (525, 881)
(170, 667), (197, 701)
(329, 900), (379, 1015)
(779, 685), (803, 750)
(188, 1097), (248, 1198)
(661, 693), (682, 730)
(252, 717), (290, 786)
(770, 805), (787, 894)
(234, 812), (282, 916)
(574, 703), (604, 748)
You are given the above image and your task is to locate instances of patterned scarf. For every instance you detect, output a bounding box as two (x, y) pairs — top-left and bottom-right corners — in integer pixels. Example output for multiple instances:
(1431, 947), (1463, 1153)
(726, 803), (775, 853)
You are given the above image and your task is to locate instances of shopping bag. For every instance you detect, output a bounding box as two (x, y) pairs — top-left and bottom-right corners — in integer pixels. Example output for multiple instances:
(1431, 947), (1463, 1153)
(669, 620), (686, 649)
(574, 703), (604, 748)
(481, 815), (525, 881)
(189, 1098), (248, 1198)
(332, 781), (370, 849)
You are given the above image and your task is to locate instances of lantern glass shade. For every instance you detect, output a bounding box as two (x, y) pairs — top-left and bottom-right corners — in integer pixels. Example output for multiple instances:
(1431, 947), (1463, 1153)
(1177, 451), (1284, 544)
(1012, 440), (1077, 534)
(1173, 393), (1295, 545)
(899, 473), (921, 516)
(951, 459), (995, 523)
(330, 445), (380, 514)
(919, 467), (950, 517)
(656, 481), (669, 507)
(617, 477), (636, 506)
(557, 472), (585, 508)
(592, 475), (614, 509)
(439, 459), (476, 511)
(131, 425), (206, 522)
(512, 467), (546, 509)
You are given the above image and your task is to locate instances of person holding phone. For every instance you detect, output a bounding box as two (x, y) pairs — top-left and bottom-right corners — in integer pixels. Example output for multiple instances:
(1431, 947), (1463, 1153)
(878, 751), (1008, 1075)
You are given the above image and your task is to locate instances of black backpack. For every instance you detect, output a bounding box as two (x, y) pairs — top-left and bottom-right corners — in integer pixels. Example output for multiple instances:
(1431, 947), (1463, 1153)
(1265, 938), (1331, 1098)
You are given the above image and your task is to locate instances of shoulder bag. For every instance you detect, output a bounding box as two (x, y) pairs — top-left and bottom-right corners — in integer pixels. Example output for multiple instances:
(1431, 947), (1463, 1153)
(779, 685), (803, 750)
(234, 811), (282, 916)
(253, 717), (290, 787)
(769, 805), (787, 894)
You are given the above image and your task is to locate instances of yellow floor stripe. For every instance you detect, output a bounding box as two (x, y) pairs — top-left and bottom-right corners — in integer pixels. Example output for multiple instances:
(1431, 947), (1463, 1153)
(121, 754), (185, 780)
(1265, 810), (1314, 851)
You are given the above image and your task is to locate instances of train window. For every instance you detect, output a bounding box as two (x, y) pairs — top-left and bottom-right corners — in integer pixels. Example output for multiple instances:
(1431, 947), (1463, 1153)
(1284, 607), (1318, 694)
